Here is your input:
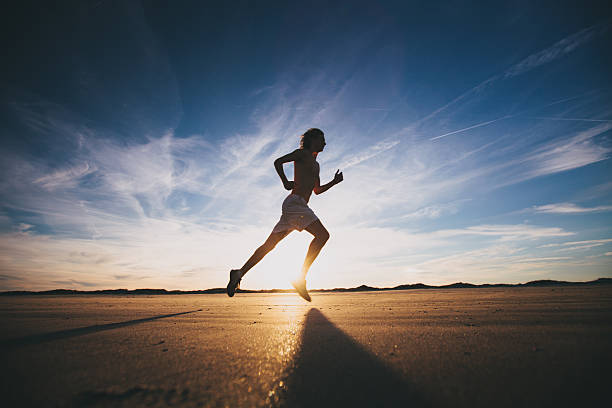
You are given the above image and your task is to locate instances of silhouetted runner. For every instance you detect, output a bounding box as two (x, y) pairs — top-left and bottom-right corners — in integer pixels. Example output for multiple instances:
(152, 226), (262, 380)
(227, 128), (343, 301)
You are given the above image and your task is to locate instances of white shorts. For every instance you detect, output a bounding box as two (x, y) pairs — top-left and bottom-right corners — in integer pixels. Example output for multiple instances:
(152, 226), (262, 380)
(272, 194), (319, 233)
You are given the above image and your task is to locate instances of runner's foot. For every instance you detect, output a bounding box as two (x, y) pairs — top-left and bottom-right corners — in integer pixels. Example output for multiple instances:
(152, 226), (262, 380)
(227, 269), (242, 297)
(291, 279), (311, 302)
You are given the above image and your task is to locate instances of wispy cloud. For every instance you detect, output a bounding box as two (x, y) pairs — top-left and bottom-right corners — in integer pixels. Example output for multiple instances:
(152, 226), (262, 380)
(503, 22), (610, 78)
(433, 224), (573, 241)
(52, 279), (98, 287)
(531, 203), (612, 214)
(525, 123), (612, 178)
(401, 200), (470, 219)
(538, 239), (612, 249)
(34, 162), (96, 190)
(472, 122), (612, 190)
(512, 257), (572, 263)
(412, 244), (589, 285)
(339, 139), (400, 169)
(557, 243), (610, 251)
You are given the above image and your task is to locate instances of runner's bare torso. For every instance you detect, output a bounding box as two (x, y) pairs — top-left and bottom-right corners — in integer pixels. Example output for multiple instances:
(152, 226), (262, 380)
(274, 148), (325, 204)
(292, 150), (319, 203)
(274, 132), (341, 204)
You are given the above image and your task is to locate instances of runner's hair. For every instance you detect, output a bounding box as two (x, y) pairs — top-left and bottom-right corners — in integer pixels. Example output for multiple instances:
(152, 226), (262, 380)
(300, 128), (324, 149)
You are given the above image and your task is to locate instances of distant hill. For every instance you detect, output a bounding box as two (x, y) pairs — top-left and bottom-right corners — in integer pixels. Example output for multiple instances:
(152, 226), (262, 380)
(1, 278), (610, 296)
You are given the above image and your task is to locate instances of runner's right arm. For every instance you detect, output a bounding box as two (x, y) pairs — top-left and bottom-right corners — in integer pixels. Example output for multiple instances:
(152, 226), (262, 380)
(274, 149), (304, 190)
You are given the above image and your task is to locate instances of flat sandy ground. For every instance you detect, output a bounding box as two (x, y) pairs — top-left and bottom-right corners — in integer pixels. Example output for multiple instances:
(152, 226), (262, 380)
(1, 286), (611, 407)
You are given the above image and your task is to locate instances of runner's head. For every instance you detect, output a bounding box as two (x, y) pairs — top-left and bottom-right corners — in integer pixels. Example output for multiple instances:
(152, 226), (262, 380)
(300, 128), (326, 152)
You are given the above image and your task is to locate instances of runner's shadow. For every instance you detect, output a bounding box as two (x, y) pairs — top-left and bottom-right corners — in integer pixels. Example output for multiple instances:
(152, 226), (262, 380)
(279, 308), (428, 407)
(0, 309), (202, 349)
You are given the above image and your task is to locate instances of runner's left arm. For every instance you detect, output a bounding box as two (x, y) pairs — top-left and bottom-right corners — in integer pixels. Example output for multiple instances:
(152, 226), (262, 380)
(313, 169), (343, 195)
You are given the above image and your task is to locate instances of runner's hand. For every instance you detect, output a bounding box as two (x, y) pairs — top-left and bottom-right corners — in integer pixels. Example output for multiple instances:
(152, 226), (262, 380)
(283, 180), (294, 190)
(333, 169), (343, 184)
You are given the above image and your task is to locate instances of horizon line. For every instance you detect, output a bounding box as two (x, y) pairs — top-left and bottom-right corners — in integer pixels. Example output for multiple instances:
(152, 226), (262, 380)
(2, 277), (610, 295)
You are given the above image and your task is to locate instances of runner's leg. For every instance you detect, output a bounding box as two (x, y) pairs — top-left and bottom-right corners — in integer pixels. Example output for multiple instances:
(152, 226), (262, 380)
(300, 220), (330, 280)
(239, 230), (291, 277)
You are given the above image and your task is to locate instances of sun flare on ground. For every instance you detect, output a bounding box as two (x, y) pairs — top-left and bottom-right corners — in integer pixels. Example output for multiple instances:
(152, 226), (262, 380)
(241, 233), (317, 290)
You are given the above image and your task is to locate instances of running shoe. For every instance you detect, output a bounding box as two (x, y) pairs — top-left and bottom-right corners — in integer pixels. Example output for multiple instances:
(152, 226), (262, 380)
(226, 269), (242, 297)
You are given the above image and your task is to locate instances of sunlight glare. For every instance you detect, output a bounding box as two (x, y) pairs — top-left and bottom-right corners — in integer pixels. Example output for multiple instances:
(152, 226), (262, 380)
(241, 232), (312, 290)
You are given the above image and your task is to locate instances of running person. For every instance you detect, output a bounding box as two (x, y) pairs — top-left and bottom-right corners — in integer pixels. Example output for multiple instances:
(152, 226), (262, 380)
(227, 128), (343, 301)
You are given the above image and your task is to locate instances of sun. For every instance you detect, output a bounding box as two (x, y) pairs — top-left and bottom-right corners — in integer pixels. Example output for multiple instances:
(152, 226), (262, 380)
(241, 233), (313, 290)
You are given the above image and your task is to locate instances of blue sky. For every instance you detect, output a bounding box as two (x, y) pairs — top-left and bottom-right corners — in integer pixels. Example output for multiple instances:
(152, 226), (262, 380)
(1, 0), (611, 291)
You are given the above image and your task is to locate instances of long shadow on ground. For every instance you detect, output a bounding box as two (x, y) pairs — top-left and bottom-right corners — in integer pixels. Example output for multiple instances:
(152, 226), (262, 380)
(278, 308), (428, 407)
(0, 309), (202, 349)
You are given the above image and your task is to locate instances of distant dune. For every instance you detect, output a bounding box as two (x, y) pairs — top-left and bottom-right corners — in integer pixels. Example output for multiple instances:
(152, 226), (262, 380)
(1, 278), (610, 296)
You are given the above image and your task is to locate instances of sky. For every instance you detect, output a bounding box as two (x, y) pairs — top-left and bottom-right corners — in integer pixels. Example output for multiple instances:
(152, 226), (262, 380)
(1, 0), (611, 291)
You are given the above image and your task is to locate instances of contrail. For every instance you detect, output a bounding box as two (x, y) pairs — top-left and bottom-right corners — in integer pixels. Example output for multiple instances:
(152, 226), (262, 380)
(532, 91), (597, 109)
(531, 116), (612, 123)
(429, 92), (600, 141)
(416, 22), (608, 129)
(430, 115), (512, 141)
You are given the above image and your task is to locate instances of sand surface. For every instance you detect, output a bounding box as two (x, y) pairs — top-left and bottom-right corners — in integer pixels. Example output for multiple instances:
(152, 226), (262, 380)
(1, 286), (611, 407)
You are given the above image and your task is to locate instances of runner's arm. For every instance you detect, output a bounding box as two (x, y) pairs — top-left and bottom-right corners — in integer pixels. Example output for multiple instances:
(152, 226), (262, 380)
(314, 169), (343, 195)
(274, 149), (303, 190)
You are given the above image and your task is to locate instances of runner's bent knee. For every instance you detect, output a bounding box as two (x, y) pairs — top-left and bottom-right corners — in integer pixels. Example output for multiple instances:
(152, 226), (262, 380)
(317, 229), (330, 243)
